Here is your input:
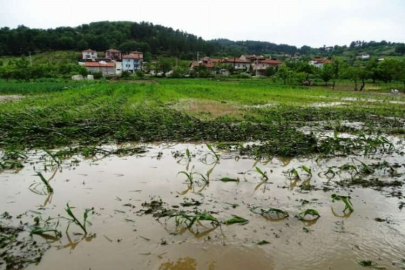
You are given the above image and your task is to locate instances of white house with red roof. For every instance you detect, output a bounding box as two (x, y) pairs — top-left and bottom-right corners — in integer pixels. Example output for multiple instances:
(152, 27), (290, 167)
(82, 49), (97, 60)
(221, 58), (251, 71)
(251, 59), (282, 73)
(105, 49), (122, 61)
(240, 54), (266, 62)
(84, 61), (116, 76)
(309, 58), (332, 68)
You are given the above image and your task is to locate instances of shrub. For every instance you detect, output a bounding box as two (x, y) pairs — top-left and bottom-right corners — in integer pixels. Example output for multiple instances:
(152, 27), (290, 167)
(136, 70), (144, 78)
(121, 71), (131, 78)
(92, 72), (103, 79)
(78, 67), (88, 77)
(238, 72), (251, 79)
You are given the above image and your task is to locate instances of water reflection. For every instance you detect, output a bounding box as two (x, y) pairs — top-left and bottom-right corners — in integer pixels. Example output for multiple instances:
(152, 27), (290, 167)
(331, 206), (353, 218)
(57, 232), (94, 252)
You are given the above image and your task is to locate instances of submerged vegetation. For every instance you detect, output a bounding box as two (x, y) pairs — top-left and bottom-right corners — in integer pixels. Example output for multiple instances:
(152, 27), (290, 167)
(0, 78), (404, 270)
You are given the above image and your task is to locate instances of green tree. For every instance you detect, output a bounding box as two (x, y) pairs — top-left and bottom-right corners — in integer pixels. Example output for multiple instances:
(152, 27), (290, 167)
(331, 58), (342, 89)
(78, 66), (88, 77)
(264, 66), (276, 77)
(276, 64), (293, 84)
(158, 58), (173, 76)
(135, 70), (145, 78)
(342, 64), (370, 91)
(395, 45), (405, 55)
(319, 63), (334, 86)
(77, 39), (89, 51)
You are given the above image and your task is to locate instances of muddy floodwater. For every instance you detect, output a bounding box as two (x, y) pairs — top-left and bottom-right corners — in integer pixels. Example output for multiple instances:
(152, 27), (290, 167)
(1, 142), (405, 270)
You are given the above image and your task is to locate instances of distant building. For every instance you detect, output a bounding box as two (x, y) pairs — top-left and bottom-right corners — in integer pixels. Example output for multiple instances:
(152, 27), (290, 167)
(84, 62), (116, 76)
(82, 49), (97, 61)
(359, 54), (370, 60)
(105, 49), (122, 61)
(122, 52), (143, 72)
(252, 59), (282, 74)
(189, 57), (223, 75)
(309, 58), (332, 68)
(115, 62), (122, 75)
(189, 57), (221, 69)
(240, 55), (265, 62)
(221, 58), (250, 71)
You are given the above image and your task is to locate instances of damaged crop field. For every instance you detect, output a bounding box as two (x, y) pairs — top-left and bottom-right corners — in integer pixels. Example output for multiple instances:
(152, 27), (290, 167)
(1, 79), (405, 270)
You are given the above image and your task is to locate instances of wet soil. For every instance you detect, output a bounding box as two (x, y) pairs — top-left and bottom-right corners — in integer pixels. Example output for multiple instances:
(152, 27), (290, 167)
(1, 142), (405, 270)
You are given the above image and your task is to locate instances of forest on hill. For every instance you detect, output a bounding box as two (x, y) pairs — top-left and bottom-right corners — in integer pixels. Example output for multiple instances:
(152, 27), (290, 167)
(1, 21), (405, 59)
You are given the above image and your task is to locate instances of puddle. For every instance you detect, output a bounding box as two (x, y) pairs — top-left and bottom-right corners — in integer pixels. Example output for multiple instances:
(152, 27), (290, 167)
(243, 103), (275, 109)
(0, 95), (23, 103)
(1, 143), (405, 270)
(309, 102), (348, 107)
(342, 97), (405, 105)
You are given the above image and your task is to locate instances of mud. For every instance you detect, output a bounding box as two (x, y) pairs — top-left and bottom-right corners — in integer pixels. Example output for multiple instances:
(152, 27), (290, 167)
(1, 142), (405, 270)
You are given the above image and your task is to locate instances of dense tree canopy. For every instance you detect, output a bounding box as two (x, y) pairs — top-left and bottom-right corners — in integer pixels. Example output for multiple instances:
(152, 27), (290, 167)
(2, 21), (403, 60)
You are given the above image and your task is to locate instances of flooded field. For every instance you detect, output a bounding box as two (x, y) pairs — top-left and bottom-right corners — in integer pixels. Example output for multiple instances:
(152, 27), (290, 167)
(1, 140), (405, 270)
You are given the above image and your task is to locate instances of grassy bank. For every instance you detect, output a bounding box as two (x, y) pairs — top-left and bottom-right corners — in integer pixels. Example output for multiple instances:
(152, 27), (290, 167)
(0, 79), (404, 154)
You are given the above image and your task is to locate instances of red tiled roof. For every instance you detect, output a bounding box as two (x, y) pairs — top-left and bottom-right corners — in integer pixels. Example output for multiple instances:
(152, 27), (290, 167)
(221, 58), (250, 64)
(123, 54), (143, 59)
(84, 62), (115, 67)
(106, 49), (121, 52)
(83, 49), (96, 52)
(311, 58), (332, 64)
(190, 61), (215, 68)
(259, 59), (282, 65)
(244, 54), (265, 59)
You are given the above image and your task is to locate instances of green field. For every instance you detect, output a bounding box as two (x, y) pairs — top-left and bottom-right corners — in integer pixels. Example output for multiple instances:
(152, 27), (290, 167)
(0, 79), (404, 153)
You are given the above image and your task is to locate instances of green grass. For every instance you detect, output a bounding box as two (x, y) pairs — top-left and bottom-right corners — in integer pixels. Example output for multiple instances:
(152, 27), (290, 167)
(0, 79), (404, 153)
(0, 51), (79, 65)
(0, 79), (96, 95)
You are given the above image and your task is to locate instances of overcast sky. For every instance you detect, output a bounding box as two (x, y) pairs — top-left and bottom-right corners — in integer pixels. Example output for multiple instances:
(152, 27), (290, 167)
(1, 0), (404, 47)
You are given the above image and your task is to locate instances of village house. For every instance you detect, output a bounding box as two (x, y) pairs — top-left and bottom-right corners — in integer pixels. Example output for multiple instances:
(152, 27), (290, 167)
(240, 54), (266, 62)
(82, 49), (97, 61)
(189, 57), (221, 69)
(309, 58), (332, 68)
(105, 49), (122, 61)
(189, 57), (227, 75)
(358, 53), (370, 60)
(251, 59), (282, 74)
(122, 51), (143, 72)
(84, 61), (116, 76)
(221, 58), (250, 71)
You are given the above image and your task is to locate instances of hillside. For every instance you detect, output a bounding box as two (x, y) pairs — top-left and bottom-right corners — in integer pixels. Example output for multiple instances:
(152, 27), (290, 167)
(0, 21), (405, 60)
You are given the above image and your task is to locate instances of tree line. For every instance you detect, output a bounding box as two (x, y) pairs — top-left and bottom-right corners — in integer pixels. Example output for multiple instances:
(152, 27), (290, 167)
(1, 21), (404, 60)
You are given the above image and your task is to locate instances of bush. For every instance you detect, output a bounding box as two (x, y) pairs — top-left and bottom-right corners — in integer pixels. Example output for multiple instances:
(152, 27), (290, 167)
(121, 71), (131, 78)
(238, 72), (251, 79)
(264, 67), (276, 77)
(78, 67), (88, 77)
(135, 70), (144, 78)
(92, 72), (103, 79)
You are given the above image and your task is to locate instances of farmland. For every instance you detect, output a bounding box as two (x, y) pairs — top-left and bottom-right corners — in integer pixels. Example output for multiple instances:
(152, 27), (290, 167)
(1, 79), (405, 270)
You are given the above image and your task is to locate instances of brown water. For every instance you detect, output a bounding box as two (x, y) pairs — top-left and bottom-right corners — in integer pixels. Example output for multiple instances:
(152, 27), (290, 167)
(1, 143), (405, 270)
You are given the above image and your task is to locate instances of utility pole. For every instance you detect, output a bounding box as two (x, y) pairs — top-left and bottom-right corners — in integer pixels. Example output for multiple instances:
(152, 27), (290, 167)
(197, 52), (199, 62)
(255, 57), (258, 76)
(28, 51), (33, 67)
